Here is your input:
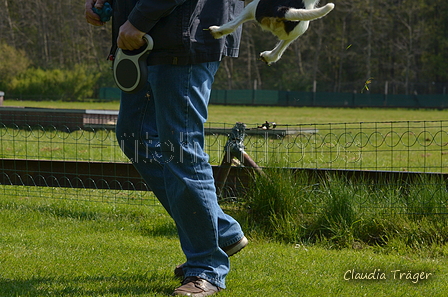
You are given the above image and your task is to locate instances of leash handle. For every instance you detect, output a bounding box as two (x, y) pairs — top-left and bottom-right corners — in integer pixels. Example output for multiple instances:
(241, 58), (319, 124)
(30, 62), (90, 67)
(143, 34), (154, 49)
(113, 34), (154, 94)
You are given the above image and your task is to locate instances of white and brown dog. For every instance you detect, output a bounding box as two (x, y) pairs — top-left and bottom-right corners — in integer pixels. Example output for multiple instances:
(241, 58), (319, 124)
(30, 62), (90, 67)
(209, 0), (335, 65)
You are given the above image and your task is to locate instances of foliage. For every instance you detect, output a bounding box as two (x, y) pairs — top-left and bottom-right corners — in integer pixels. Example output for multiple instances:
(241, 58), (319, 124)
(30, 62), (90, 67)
(213, 0), (448, 94)
(0, 43), (31, 90)
(242, 169), (448, 249)
(1, 0), (447, 96)
(420, 0), (448, 83)
(8, 65), (101, 101)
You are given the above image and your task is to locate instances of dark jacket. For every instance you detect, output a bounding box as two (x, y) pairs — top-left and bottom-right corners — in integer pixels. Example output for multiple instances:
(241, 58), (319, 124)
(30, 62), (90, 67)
(111, 0), (244, 65)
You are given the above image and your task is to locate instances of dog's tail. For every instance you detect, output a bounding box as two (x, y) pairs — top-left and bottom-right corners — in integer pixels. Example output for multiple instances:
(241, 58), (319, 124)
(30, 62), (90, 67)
(284, 3), (335, 22)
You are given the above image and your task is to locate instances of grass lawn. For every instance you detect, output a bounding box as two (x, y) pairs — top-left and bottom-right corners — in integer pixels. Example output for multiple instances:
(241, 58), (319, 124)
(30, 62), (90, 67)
(3, 100), (448, 171)
(2, 100), (447, 296)
(207, 105), (448, 125)
(1, 195), (447, 297)
(2, 100), (121, 112)
(3, 99), (448, 124)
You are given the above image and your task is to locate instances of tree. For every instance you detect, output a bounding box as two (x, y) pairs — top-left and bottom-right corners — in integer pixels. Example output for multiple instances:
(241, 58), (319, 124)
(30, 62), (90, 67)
(0, 0), (447, 96)
(420, 0), (448, 91)
(0, 43), (31, 90)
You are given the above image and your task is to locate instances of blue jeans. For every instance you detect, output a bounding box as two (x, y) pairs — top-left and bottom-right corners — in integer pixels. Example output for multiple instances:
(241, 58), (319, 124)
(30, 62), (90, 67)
(116, 62), (244, 289)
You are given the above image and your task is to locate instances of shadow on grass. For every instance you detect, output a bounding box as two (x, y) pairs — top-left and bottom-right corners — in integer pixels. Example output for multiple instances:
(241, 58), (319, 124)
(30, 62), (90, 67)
(138, 221), (178, 238)
(0, 272), (177, 296)
(0, 198), (180, 239)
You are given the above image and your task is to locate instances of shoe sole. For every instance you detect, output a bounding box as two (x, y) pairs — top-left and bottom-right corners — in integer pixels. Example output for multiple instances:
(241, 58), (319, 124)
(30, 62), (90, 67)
(222, 236), (248, 257)
(174, 236), (248, 278)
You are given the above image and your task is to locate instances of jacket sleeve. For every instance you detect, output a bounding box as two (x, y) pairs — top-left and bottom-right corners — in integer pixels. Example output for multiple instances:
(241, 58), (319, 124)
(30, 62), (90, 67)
(128, 0), (188, 33)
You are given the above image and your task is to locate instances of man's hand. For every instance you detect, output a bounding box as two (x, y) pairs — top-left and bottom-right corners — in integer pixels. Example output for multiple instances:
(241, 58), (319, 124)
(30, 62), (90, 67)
(85, 0), (107, 26)
(117, 21), (146, 51)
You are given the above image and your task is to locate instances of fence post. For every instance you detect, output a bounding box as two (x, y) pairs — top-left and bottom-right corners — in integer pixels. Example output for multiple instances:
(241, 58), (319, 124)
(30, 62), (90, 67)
(384, 81), (388, 106)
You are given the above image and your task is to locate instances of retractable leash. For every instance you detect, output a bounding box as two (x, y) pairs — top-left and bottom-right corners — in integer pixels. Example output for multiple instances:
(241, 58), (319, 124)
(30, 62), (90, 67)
(93, 3), (153, 94)
(113, 34), (154, 94)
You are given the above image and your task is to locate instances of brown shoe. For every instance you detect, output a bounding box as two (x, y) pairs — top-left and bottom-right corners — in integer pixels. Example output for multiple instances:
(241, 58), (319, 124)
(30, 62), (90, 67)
(174, 236), (248, 278)
(172, 276), (222, 296)
(222, 236), (248, 257)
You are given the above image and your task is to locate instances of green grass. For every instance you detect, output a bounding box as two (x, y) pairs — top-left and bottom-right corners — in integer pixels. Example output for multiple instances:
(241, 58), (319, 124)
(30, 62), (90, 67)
(1, 195), (447, 297)
(2, 103), (447, 172)
(241, 169), (448, 247)
(2, 101), (448, 295)
(4, 99), (448, 124)
(208, 105), (448, 125)
(4, 101), (447, 171)
(0, 128), (128, 162)
(3, 100), (121, 111)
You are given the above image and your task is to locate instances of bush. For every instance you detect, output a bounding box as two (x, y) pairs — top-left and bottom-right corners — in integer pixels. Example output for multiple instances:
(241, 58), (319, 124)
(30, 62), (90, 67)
(0, 43), (31, 90)
(8, 64), (100, 101)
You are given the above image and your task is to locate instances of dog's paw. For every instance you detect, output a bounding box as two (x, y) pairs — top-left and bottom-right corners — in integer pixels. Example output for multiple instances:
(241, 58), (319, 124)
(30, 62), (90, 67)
(260, 51), (279, 65)
(259, 55), (272, 66)
(208, 26), (225, 39)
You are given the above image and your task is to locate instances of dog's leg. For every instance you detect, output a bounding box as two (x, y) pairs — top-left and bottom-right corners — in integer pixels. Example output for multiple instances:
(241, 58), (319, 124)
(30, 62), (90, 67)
(260, 39), (295, 65)
(284, 3), (335, 22)
(209, 0), (259, 39)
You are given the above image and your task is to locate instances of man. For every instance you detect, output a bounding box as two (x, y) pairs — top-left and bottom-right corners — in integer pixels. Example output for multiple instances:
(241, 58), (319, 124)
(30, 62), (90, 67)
(85, 0), (247, 296)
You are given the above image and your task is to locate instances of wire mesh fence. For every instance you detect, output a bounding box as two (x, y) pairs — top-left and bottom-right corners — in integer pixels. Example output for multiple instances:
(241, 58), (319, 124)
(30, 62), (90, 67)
(0, 185), (154, 206)
(2, 120), (447, 169)
(210, 120), (448, 173)
(1, 111), (448, 210)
